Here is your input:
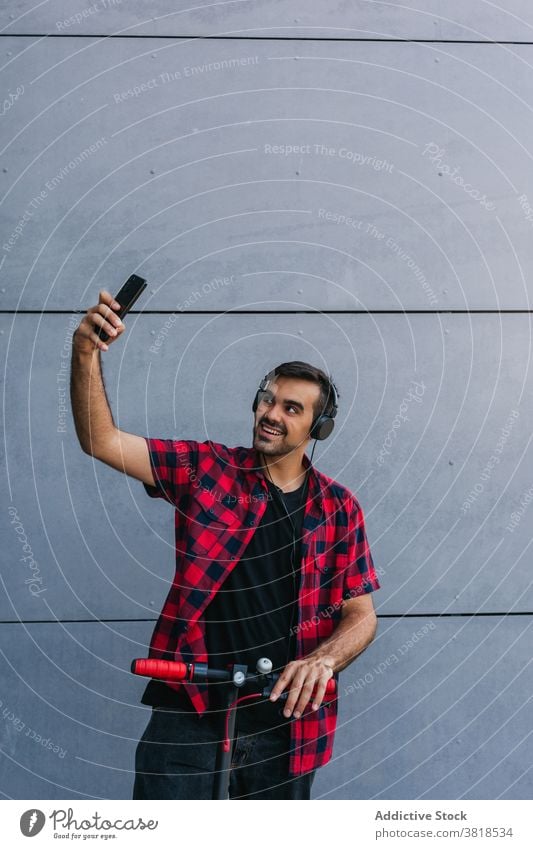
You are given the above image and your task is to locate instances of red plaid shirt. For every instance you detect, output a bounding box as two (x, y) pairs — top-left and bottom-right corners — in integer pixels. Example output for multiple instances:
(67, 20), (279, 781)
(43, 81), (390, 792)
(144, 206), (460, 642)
(142, 438), (380, 776)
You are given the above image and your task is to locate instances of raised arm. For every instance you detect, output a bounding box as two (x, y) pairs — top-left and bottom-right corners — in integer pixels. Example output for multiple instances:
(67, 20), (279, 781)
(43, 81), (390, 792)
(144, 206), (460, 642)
(70, 288), (155, 487)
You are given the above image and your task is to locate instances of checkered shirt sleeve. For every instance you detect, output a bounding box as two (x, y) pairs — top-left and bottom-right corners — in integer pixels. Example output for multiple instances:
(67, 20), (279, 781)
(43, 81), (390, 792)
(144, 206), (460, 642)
(342, 497), (381, 600)
(142, 438), (198, 507)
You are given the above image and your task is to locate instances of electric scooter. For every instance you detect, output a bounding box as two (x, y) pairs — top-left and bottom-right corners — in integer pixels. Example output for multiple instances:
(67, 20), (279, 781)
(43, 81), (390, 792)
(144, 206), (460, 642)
(131, 656), (337, 799)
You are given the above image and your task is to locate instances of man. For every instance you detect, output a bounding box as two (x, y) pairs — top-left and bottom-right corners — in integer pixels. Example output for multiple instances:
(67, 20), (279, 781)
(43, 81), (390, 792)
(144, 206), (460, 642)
(71, 289), (380, 800)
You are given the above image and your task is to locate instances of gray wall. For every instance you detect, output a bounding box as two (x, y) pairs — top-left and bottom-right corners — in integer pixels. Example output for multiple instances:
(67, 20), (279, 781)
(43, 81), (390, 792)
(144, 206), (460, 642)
(1, 3), (532, 799)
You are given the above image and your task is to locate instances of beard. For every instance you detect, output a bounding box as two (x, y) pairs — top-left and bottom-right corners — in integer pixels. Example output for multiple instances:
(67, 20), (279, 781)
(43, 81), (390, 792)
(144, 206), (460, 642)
(252, 419), (304, 457)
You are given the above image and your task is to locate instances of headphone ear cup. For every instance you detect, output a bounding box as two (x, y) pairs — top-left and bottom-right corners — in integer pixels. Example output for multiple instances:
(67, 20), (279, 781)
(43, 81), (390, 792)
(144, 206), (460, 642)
(252, 391), (259, 413)
(310, 415), (335, 440)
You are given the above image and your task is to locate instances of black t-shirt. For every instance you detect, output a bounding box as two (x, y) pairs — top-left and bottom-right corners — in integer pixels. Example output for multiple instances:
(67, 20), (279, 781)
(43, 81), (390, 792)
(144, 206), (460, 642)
(141, 473), (309, 732)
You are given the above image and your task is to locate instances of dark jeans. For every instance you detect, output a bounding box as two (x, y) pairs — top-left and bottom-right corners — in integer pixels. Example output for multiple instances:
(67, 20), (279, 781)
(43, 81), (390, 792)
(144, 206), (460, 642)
(132, 705), (316, 800)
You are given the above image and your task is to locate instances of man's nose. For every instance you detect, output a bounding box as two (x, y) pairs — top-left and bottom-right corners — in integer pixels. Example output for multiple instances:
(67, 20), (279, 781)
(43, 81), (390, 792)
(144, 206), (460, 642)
(263, 413), (285, 429)
(261, 407), (282, 422)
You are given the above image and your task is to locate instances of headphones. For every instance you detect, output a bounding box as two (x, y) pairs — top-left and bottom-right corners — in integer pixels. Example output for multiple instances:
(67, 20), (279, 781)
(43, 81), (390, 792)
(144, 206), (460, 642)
(252, 369), (339, 440)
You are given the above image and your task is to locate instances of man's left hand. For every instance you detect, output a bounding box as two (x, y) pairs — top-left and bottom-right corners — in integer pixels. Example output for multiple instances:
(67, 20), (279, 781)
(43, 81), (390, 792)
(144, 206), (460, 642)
(269, 656), (335, 718)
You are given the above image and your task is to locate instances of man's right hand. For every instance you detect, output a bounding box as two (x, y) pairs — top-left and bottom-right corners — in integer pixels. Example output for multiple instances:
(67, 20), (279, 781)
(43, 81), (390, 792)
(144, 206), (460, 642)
(73, 289), (126, 353)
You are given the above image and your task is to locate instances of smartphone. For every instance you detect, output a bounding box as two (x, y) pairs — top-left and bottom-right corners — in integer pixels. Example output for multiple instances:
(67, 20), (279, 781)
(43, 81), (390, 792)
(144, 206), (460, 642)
(96, 274), (147, 342)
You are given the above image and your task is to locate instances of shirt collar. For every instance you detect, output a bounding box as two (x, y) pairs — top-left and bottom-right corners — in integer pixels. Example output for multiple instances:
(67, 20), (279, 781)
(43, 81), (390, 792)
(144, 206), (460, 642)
(242, 445), (325, 527)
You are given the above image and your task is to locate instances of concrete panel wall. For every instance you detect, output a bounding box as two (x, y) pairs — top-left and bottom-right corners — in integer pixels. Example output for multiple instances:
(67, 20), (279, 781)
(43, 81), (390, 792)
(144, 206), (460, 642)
(1, 6), (531, 799)
(5, 2), (533, 40)
(3, 39), (533, 310)
(0, 618), (530, 800)
(2, 313), (532, 621)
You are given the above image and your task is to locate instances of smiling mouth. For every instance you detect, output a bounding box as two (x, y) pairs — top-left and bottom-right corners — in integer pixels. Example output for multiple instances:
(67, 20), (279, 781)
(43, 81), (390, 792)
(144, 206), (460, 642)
(259, 423), (285, 437)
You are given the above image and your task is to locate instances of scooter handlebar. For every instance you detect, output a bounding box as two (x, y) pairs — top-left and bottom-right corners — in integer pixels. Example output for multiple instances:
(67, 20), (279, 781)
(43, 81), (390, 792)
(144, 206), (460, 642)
(131, 657), (336, 695)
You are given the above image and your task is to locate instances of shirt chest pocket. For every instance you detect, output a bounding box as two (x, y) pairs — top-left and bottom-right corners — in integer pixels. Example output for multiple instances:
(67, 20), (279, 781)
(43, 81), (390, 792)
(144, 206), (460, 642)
(314, 553), (334, 589)
(311, 544), (344, 599)
(186, 487), (241, 558)
(312, 551), (343, 635)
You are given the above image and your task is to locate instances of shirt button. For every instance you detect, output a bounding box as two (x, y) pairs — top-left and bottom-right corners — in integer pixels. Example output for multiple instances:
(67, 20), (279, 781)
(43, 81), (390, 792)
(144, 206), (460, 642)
(230, 556), (236, 560)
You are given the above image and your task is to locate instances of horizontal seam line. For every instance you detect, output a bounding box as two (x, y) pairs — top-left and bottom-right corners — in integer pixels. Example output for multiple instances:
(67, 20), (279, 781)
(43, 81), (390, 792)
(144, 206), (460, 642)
(0, 612), (530, 624)
(1, 35), (532, 44)
(2, 310), (533, 316)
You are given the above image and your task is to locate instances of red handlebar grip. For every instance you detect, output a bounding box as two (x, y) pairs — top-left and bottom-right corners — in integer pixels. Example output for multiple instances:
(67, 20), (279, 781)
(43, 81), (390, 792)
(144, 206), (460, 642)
(131, 658), (189, 680)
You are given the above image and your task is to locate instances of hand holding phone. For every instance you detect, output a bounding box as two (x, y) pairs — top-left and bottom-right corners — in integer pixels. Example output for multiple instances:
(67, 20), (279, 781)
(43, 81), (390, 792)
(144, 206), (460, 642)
(74, 274), (147, 353)
(95, 274), (147, 343)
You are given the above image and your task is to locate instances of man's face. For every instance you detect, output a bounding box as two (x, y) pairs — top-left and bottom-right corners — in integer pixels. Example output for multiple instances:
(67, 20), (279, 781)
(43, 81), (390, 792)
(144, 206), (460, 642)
(252, 376), (321, 457)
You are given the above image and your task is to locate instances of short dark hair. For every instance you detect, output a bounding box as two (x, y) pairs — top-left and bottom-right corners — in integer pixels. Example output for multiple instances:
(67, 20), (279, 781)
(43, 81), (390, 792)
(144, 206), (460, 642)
(267, 361), (339, 423)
